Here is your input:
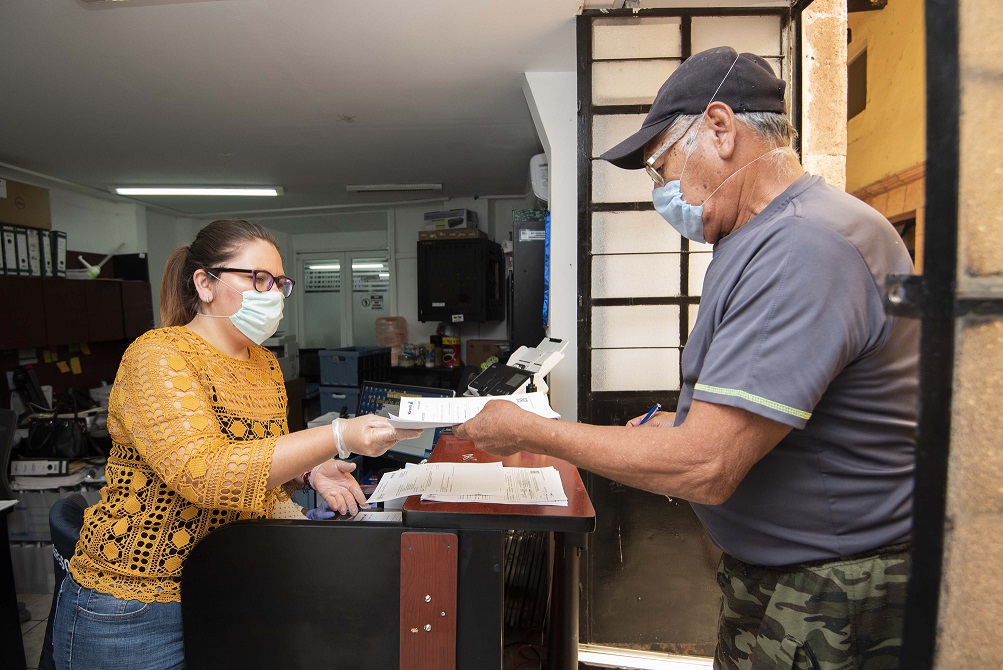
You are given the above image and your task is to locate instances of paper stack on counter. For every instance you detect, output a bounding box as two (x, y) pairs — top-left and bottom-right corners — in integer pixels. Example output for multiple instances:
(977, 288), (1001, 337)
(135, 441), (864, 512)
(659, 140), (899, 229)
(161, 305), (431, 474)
(366, 461), (567, 507)
(387, 392), (560, 429)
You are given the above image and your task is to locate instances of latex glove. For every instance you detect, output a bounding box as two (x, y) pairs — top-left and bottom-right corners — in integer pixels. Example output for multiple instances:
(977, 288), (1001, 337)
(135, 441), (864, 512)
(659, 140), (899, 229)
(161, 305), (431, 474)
(311, 459), (367, 516)
(306, 500), (337, 520)
(452, 399), (537, 457)
(337, 415), (423, 458)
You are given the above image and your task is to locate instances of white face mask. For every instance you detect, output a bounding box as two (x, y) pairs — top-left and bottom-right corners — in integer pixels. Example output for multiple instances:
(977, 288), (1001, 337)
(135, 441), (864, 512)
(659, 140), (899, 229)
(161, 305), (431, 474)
(199, 274), (285, 345)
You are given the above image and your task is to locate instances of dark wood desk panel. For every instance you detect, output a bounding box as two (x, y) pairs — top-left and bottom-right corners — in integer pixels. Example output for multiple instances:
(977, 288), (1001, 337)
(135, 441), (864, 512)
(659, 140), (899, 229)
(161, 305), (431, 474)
(403, 434), (595, 670)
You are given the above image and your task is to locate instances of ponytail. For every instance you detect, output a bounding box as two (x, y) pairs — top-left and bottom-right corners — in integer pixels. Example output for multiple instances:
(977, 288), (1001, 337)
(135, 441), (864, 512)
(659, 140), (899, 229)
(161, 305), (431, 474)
(160, 246), (196, 327)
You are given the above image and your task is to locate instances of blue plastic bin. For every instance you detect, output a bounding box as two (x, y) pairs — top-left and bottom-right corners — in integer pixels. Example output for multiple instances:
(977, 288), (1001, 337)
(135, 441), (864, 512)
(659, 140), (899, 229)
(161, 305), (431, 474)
(318, 346), (391, 386)
(319, 385), (362, 417)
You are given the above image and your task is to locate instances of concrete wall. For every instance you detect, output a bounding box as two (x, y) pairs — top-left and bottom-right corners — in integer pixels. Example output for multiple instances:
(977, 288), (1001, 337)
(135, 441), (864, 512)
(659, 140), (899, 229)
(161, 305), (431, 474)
(845, 1), (925, 194)
(936, 1), (1003, 667)
(801, 0), (848, 190)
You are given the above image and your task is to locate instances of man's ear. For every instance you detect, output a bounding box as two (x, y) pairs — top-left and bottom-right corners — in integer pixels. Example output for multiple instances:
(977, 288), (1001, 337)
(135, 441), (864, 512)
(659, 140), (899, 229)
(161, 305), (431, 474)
(705, 102), (737, 161)
(192, 269), (213, 303)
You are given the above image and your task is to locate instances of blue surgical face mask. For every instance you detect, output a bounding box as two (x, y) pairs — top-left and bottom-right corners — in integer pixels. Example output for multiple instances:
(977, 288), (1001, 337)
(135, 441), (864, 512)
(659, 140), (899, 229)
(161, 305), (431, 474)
(653, 143), (786, 244)
(653, 179), (706, 243)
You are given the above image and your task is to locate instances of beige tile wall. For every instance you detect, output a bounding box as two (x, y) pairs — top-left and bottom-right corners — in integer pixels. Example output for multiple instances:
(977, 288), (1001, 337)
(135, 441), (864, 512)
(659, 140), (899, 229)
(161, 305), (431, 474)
(938, 1), (1003, 667)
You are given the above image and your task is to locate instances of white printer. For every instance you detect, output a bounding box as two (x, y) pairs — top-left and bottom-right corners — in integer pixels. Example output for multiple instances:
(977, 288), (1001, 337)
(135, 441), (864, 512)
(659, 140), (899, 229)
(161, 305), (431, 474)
(263, 333), (299, 381)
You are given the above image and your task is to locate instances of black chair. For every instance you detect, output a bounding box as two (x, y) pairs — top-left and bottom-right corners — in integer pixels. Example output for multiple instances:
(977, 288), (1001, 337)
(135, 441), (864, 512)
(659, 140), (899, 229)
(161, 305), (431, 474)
(0, 407), (32, 629)
(37, 493), (88, 670)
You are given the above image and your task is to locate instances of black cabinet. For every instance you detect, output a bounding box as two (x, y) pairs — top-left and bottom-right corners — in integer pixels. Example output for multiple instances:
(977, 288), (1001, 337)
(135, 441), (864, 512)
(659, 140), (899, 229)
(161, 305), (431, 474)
(0, 277), (153, 350)
(0, 277), (46, 350)
(417, 238), (504, 323)
(510, 220), (546, 350)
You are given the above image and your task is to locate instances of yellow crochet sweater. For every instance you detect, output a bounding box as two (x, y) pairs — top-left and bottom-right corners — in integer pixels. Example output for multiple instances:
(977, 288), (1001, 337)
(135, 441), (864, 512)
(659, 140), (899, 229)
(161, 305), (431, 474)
(69, 326), (290, 603)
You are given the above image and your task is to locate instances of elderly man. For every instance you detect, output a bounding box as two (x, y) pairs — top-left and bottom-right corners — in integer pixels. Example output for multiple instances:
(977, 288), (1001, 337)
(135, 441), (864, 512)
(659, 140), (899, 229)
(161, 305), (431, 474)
(455, 46), (918, 669)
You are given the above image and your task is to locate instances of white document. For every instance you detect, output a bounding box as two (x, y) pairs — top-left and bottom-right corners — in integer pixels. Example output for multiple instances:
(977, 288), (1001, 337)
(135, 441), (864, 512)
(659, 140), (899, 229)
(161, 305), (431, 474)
(366, 461), (505, 503)
(388, 392), (560, 429)
(421, 466), (568, 506)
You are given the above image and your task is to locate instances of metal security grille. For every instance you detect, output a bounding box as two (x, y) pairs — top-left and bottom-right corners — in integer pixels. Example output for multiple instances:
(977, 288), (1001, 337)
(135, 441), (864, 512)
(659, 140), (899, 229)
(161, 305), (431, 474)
(576, 7), (795, 655)
(578, 8), (793, 427)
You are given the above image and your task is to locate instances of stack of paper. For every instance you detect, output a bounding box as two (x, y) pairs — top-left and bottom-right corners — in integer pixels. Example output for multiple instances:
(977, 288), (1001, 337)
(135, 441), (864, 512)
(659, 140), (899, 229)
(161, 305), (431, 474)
(387, 392), (560, 429)
(366, 461), (568, 507)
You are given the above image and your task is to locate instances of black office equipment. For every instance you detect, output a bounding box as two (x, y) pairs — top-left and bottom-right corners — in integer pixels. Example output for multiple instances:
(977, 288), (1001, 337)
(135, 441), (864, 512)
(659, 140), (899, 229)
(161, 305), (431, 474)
(13, 366), (49, 414)
(465, 362), (535, 397)
(356, 381), (455, 462)
(417, 238), (504, 323)
(510, 218), (547, 350)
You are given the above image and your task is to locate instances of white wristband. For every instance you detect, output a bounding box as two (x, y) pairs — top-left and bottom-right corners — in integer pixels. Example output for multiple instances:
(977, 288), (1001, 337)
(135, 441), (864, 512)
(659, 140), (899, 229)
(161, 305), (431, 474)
(331, 418), (352, 459)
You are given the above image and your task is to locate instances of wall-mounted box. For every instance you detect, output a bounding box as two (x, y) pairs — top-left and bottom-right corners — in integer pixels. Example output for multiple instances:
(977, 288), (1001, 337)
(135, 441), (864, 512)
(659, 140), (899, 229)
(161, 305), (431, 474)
(0, 179), (51, 230)
(417, 238), (504, 323)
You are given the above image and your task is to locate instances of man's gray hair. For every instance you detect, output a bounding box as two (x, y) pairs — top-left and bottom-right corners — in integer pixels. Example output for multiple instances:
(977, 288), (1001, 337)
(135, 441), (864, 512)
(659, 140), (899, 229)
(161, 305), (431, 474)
(736, 111), (798, 148)
(657, 110), (797, 154)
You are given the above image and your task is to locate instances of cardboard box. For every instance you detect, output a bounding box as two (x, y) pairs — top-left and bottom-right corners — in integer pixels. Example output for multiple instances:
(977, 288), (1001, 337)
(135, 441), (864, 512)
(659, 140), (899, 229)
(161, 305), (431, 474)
(0, 178), (52, 230)
(422, 208), (478, 230)
(465, 339), (510, 368)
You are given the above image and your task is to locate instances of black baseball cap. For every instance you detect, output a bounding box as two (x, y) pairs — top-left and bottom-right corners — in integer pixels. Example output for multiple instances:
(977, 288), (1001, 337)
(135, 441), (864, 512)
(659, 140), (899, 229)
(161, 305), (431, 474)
(599, 46), (787, 170)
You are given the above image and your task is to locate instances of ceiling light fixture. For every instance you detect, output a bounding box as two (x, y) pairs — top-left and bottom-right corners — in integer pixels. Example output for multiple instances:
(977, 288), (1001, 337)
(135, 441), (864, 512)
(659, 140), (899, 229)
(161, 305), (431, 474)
(345, 183), (442, 193)
(114, 187), (283, 196)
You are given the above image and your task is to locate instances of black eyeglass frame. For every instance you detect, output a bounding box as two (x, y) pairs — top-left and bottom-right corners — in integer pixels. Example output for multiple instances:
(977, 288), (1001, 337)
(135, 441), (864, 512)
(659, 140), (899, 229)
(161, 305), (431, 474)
(206, 267), (296, 298)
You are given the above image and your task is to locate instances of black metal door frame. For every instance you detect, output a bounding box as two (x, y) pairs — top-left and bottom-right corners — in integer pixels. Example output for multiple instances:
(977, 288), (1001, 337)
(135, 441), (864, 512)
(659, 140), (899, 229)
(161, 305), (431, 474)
(576, 2), (962, 664)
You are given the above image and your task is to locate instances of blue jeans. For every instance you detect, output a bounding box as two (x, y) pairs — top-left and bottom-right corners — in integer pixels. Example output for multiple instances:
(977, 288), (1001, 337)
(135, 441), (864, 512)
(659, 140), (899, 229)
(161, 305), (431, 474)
(52, 571), (185, 670)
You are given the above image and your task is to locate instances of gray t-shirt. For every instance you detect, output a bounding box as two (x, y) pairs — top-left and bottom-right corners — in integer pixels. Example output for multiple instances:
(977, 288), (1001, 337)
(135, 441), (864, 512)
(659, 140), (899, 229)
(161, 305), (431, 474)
(677, 174), (918, 566)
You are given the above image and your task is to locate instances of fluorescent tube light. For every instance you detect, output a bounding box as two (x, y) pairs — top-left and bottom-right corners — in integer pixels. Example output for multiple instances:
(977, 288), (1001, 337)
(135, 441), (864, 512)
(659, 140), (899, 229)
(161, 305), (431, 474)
(345, 183), (442, 193)
(352, 263), (386, 270)
(308, 264), (341, 271)
(114, 187), (283, 196)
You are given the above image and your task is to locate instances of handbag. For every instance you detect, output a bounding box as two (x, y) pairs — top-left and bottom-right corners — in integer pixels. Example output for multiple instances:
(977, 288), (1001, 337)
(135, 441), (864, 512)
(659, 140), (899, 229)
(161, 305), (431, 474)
(21, 394), (92, 460)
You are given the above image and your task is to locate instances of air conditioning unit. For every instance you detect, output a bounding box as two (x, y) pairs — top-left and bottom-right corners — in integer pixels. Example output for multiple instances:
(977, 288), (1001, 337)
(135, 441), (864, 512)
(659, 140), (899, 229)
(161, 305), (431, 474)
(530, 153), (548, 203)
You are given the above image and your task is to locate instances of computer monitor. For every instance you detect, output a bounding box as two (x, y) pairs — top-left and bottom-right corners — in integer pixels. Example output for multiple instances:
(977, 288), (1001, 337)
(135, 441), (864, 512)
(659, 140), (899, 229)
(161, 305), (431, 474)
(356, 381), (455, 462)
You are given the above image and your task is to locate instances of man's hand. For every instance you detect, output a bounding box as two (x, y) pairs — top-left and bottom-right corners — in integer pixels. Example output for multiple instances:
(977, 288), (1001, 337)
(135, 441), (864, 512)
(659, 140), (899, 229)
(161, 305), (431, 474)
(626, 410), (676, 428)
(310, 459), (367, 516)
(453, 400), (536, 457)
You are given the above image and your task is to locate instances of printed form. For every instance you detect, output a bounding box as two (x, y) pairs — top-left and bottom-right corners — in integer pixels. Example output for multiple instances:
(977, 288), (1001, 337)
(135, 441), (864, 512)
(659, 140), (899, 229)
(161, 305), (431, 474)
(366, 462), (568, 506)
(387, 392), (560, 429)
(422, 466), (568, 506)
(366, 462), (505, 504)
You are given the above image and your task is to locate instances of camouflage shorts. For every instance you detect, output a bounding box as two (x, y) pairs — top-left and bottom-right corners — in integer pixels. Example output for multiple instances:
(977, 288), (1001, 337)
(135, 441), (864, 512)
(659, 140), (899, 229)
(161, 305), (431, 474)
(714, 544), (909, 670)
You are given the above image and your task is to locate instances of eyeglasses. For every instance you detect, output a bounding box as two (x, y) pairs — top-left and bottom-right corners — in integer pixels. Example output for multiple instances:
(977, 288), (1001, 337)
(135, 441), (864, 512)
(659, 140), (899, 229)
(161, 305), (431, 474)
(644, 145), (672, 187)
(644, 117), (701, 187)
(207, 268), (296, 298)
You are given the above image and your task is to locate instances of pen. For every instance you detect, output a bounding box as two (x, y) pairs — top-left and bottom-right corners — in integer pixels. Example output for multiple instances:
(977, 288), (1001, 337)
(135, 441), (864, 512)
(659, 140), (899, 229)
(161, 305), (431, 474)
(638, 403), (661, 425)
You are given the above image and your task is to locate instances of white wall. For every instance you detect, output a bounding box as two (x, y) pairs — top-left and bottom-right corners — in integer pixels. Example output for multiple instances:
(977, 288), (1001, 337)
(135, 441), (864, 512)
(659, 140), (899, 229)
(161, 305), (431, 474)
(523, 71), (578, 422)
(16, 181), (537, 370)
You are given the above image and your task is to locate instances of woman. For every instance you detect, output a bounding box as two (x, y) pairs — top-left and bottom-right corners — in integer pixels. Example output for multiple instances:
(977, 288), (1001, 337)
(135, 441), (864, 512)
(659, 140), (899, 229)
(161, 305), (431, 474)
(52, 219), (418, 669)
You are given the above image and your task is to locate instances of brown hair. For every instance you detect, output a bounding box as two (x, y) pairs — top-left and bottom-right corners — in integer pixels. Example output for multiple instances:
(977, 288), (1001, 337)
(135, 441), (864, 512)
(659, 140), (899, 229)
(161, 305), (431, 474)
(160, 219), (279, 327)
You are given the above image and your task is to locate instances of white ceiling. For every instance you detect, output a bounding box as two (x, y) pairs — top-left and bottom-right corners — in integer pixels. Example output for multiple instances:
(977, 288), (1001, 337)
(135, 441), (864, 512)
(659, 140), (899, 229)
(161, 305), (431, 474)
(0, 0), (585, 219)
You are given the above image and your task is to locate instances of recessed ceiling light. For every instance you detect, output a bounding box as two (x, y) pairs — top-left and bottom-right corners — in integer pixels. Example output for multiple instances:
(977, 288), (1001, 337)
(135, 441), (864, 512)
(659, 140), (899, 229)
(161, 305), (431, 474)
(345, 183), (443, 193)
(113, 187), (283, 196)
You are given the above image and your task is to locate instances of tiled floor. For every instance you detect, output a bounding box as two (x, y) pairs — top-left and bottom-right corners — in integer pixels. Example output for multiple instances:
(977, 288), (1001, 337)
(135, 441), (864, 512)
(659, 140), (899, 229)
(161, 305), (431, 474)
(17, 592), (51, 670)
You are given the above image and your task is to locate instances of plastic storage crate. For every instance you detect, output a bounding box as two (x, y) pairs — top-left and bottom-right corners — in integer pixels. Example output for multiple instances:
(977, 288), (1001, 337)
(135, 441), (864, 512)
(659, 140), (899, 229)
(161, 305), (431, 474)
(319, 385), (362, 417)
(318, 346), (391, 386)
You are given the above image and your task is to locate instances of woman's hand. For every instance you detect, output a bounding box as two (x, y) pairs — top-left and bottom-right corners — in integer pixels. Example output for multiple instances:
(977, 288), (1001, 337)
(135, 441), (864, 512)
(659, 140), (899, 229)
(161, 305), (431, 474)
(340, 415), (423, 457)
(310, 459), (367, 516)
